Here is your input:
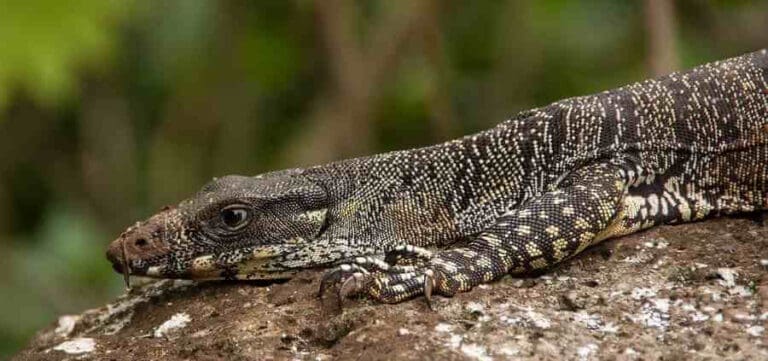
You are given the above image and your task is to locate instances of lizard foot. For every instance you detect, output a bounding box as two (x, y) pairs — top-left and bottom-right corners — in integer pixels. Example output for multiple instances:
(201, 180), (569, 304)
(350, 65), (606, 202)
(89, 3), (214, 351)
(318, 256), (416, 300)
(363, 263), (463, 306)
(319, 246), (462, 306)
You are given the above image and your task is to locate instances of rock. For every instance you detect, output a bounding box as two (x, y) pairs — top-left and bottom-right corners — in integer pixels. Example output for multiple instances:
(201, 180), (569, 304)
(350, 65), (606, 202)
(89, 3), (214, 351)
(52, 338), (96, 355)
(153, 313), (192, 338)
(13, 216), (768, 361)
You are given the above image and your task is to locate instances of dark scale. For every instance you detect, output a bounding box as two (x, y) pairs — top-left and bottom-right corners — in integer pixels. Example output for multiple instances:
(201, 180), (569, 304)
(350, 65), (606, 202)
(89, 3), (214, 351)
(106, 50), (768, 304)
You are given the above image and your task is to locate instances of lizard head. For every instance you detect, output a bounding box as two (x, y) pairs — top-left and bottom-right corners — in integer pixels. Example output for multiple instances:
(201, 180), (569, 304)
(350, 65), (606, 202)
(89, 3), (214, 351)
(105, 171), (330, 283)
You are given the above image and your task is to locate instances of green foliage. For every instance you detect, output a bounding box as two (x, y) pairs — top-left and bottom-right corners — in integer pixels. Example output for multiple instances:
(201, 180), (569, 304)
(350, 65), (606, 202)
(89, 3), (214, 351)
(0, 0), (131, 109)
(1, 0), (767, 357)
(0, 204), (117, 355)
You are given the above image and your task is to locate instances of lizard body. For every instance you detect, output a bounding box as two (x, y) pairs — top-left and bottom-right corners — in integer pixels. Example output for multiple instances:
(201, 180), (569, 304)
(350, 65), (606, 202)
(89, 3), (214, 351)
(107, 50), (768, 303)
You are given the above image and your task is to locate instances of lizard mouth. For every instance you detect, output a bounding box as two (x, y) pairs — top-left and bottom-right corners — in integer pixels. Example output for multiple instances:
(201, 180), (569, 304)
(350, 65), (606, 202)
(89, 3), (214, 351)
(120, 236), (133, 287)
(106, 247), (167, 282)
(106, 211), (309, 282)
(106, 205), (180, 286)
(105, 237), (136, 287)
(107, 241), (301, 282)
(184, 245), (301, 280)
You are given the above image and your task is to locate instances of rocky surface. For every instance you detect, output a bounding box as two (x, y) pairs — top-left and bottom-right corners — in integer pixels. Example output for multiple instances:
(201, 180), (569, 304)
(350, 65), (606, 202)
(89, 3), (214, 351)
(14, 215), (768, 360)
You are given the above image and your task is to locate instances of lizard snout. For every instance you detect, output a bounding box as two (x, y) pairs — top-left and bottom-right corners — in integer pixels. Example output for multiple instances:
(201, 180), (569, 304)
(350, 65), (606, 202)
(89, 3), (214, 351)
(106, 217), (173, 275)
(105, 242), (125, 273)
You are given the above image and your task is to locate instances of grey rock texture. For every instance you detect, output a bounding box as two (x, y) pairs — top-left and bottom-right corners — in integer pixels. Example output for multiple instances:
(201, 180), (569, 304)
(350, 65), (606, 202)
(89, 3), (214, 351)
(15, 216), (768, 360)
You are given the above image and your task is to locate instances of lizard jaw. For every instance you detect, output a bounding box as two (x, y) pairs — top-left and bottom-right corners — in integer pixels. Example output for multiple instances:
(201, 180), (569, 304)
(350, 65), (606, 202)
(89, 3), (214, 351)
(181, 244), (302, 280)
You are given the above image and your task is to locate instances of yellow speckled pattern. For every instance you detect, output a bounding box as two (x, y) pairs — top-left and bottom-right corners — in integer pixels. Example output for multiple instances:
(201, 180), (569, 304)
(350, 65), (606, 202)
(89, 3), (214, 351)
(106, 50), (768, 304)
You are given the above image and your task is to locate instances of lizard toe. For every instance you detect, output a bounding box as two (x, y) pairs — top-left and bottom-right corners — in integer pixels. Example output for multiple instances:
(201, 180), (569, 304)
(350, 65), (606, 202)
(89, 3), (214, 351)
(367, 273), (427, 303)
(364, 264), (454, 304)
(384, 244), (434, 266)
(319, 256), (416, 300)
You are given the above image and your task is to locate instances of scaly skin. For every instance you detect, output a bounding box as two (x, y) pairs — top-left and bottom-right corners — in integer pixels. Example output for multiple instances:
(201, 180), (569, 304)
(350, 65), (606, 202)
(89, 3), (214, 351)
(107, 50), (768, 303)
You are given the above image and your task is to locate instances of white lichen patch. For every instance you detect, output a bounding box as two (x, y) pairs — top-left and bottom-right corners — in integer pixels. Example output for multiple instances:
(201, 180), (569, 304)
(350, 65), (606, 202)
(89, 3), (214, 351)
(460, 343), (492, 361)
(746, 326), (765, 337)
(731, 313), (756, 323)
(679, 302), (710, 322)
(631, 287), (657, 300)
(53, 337), (96, 355)
(573, 311), (599, 330)
(634, 298), (670, 330)
(154, 312), (192, 338)
(446, 334), (463, 349)
(525, 310), (552, 330)
(713, 313), (724, 322)
(577, 343), (599, 361)
(433, 322), (464, 350)
(713, 268), (753, 297)
(716, 268), (738, 288)
(728, 285), (753, 297)
(434, 323), (454, 333)
(79, 280), (194, 336)
(494, 344), (520, 357)
(54, 315), (81, 338)
(573, 312), (618, 333)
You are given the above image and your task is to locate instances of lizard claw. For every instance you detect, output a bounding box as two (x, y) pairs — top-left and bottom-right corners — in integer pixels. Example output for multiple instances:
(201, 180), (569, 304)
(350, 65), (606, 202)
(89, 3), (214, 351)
(318, 263), (370, 298)
(318, 256), (393, 300)
(339, 272), (367, 299)
(318, 252), (446, 305)
(423, 269), (436, 310)
(318, 267), (343, 298)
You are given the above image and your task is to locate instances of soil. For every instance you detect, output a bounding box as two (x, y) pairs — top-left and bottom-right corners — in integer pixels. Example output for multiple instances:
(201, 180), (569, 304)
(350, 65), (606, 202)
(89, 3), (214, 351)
(13, 215), (768, 361)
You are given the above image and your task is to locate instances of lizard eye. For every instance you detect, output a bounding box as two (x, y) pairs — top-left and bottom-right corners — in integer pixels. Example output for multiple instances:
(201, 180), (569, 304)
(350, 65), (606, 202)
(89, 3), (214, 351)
(220, 206), (251, 230)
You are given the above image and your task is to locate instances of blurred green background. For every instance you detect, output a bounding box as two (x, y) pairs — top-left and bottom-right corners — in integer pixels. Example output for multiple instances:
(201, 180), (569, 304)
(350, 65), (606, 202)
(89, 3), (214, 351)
(0, 0), (766, 356)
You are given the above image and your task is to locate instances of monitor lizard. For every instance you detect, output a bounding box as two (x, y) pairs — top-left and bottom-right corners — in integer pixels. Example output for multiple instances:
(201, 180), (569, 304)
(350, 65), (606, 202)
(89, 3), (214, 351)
(106, 49), (768, 304)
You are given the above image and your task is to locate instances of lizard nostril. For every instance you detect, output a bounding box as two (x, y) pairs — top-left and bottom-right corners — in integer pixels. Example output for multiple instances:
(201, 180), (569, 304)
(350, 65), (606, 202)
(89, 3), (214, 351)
(135, 238), (149, 247)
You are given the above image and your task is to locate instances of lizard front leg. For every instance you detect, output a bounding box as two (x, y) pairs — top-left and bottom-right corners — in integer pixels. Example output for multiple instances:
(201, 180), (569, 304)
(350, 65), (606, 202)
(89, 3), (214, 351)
(334, 160), (637, 303)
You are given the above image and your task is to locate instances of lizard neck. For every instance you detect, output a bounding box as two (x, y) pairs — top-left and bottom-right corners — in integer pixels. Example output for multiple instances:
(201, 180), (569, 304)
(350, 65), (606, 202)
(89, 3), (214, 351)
(303, 116), (565, 243)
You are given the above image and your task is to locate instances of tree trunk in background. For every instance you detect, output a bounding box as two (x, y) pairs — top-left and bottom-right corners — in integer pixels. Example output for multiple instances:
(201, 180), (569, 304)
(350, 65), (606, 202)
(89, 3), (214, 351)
(282, 0), (435, 166)
(421, 0), (458, 142)
(489, 1), (537, 127)
(146, 1), (260, 208)
(282, 0), (370, 166)
(80, 83), (138, 230)
(211, 0), (260, 175)
(644, 0), (679, 76)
